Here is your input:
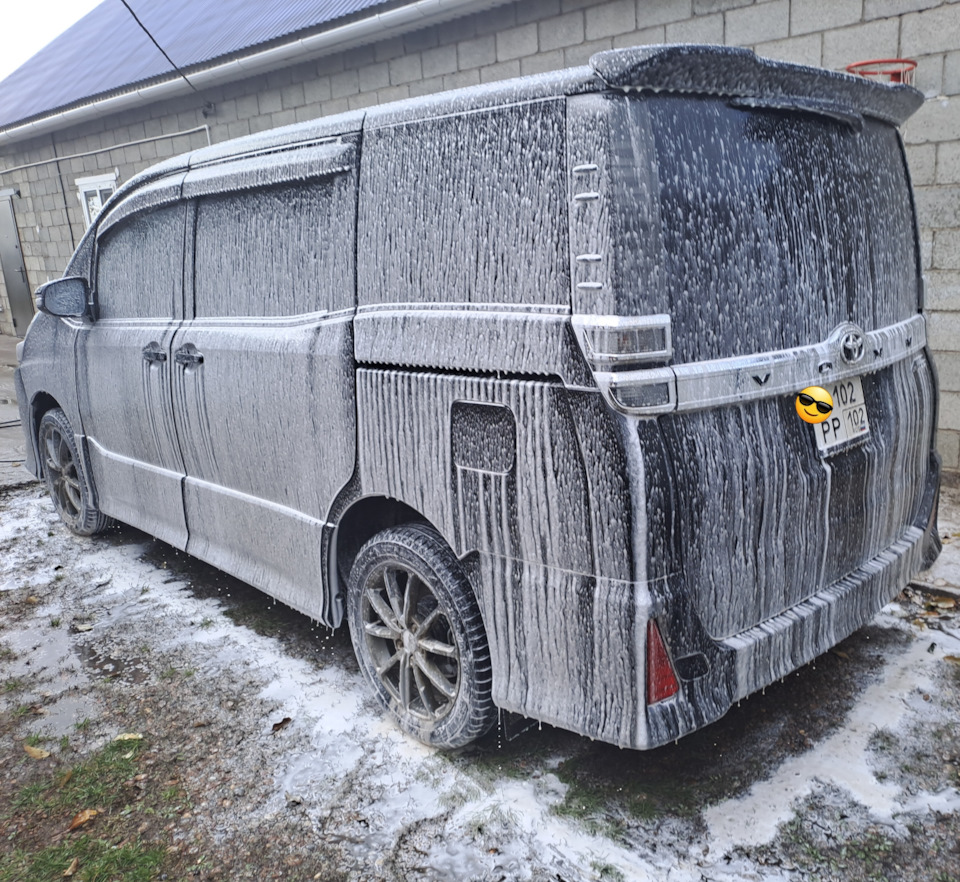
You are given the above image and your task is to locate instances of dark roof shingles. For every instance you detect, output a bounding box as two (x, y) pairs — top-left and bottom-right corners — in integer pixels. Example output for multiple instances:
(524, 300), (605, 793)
(0, 0), (391, 130)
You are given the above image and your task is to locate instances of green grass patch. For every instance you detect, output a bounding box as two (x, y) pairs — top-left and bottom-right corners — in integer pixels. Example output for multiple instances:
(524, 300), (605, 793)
(158, 666), (195, 681)
(590, 860), (626, 881)
(0, 834), (163, 882)
(11, 779), (48, 813)
(868, 727), (897, 753)
(553, 750), (699, 829)
(780, 818), (901, 881)
(13, 739), (143, 814)
(222, 603), (290, 639)
(2, 738), (166, 882)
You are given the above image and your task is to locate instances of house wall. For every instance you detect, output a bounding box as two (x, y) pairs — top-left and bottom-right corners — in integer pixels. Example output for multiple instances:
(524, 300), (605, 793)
(0, 0), (958, 477)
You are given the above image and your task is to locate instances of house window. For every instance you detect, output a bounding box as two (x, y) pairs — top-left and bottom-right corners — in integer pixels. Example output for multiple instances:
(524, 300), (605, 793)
(76, 173), (117, 226)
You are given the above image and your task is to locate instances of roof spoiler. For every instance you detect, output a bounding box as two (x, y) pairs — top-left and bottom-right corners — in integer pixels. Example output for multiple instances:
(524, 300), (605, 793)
(589, 45), (924, 127)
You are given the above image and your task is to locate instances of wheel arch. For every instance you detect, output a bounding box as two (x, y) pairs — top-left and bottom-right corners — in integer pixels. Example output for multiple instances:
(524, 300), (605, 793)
(329, 495), (491, 633)
(31, 392), (105, 521)
(331, 495), (433, 608)
(344, 518), (497, 747)
(35, 404), (110, 536)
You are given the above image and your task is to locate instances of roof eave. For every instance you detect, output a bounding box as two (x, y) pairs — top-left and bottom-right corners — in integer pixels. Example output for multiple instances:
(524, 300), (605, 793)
(0, 0), (512, 147)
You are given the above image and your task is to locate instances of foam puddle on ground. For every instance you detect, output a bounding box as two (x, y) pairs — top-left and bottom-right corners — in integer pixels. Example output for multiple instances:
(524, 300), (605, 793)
(3, 487), (959, 880)
(704, 609), (960, 854)
(6, 488), (687, 880)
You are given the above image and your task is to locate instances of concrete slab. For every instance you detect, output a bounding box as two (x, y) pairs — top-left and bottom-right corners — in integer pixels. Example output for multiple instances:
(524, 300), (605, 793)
(915, 483), (960, 595)
(0, 331), (17, 368)
(0, 331), (33, 489)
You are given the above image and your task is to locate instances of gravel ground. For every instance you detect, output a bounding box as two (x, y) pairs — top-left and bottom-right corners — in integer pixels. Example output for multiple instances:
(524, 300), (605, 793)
(1, 480), (959, 881)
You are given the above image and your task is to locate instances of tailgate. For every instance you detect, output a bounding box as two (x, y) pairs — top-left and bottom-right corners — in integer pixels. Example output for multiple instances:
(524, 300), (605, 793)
(566, 52), (935, 638)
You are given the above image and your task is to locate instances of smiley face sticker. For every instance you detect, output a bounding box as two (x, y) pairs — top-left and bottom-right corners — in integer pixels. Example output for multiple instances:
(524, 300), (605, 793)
(795, 386), (834, 424)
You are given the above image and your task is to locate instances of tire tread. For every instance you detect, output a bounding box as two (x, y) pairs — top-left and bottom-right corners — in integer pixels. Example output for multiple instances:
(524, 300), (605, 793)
(348, 523), (496, 748)
(39, 408), (110, 537)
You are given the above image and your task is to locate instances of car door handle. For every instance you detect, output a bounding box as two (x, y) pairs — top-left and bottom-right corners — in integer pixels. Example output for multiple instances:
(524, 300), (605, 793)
(174, 345), (204, 367)
(142, 342), (167, 363)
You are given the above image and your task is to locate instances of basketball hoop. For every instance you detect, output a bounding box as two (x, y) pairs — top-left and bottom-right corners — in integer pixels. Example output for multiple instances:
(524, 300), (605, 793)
(846, 58), (917, 85)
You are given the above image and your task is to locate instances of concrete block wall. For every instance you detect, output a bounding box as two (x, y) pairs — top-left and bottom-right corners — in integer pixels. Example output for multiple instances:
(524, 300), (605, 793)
(0, 0), (957, 475)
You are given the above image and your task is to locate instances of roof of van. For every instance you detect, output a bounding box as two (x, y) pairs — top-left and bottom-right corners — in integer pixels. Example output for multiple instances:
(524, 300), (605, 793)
(108, 64), (600, 199)
(103, 45), (925, 212)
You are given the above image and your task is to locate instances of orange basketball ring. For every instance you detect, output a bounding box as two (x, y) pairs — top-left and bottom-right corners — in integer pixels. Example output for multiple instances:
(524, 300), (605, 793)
(846, 58), (917, 85)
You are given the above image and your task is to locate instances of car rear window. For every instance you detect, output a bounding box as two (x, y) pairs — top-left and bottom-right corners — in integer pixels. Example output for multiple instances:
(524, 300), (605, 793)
(607, 95), (918, 364)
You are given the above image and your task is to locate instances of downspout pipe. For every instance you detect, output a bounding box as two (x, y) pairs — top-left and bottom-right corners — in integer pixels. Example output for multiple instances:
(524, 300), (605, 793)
(0, 0), (512, 148)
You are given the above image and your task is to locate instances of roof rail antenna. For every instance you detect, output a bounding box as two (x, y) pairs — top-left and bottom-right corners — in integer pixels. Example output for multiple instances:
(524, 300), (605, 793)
(119, 0), (214, 116)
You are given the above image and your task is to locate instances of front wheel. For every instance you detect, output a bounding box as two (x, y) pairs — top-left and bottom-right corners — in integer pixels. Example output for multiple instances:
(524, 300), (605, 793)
(347, 524), (496, 748)
(38, 408), (109, 536)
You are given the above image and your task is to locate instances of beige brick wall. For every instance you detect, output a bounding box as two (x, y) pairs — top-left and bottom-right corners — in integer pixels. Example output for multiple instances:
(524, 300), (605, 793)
(1, 0), (958, 474)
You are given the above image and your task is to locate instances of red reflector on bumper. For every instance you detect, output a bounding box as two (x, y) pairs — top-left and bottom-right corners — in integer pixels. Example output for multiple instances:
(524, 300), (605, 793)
(646, 620), (680, 704)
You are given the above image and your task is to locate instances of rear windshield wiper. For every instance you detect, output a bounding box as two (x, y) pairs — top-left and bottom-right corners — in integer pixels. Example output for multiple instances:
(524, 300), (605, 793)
(729, 95), (864, 132)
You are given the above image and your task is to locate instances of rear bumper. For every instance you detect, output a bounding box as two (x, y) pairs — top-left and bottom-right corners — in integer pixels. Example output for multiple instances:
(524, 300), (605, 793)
(485, 451), (940, 750)
(725, 523), (924, 698)
(647, 451), (940, 747)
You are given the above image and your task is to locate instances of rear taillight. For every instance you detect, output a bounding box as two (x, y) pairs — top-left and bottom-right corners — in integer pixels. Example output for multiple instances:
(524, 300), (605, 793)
(571, 314), (677, 415)
(608, 369), (675, 411)
(646, 619), (680, 704)
(572, 314), (672, 370)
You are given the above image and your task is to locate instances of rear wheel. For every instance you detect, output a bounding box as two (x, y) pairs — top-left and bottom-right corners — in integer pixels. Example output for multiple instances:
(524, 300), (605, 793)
(38, 408), (109, 536)
(347, 524), (496, 748)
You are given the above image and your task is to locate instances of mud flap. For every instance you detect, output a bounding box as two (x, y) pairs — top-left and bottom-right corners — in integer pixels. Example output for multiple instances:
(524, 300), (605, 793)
(500, 709), (536, 742)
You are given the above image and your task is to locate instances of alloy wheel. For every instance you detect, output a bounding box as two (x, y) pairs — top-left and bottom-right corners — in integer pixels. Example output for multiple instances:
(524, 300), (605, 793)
(43, 425), (82, 524)
(360, 564), (460, 723)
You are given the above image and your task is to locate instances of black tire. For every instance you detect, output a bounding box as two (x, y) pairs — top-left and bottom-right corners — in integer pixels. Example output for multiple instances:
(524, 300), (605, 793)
(38, 408), (110, 537)
(347, 524), (496, 748)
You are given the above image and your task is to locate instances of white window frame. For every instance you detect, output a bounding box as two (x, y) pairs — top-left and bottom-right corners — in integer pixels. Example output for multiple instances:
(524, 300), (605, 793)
(76, 172), (118, 226)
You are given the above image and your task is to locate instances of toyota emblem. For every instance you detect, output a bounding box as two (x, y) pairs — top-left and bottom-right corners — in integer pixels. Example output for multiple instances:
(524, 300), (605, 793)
(840, 330), (865, 365)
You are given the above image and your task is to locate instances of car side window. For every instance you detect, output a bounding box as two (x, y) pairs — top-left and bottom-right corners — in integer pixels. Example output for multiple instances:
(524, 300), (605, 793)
(95, 204), (184, 320)
(193, 176), (355, 318)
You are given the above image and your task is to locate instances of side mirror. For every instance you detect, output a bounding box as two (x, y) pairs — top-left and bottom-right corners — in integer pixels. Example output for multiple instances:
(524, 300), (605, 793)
(36, 277), (89, 318)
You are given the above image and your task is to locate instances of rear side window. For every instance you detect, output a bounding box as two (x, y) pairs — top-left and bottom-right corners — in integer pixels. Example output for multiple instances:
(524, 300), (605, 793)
(358, 100), (569, 307)
(193, 176), (355, 318)
(96, 204), (184, 320)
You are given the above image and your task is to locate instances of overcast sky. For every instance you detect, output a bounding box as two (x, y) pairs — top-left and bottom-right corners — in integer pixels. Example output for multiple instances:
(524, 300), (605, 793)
(0, 0), (104, 82)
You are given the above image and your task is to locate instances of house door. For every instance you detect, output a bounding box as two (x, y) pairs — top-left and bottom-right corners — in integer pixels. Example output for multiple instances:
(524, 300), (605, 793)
(0, 190), (34, 337)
